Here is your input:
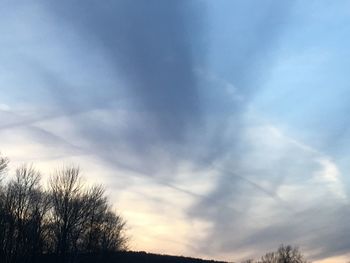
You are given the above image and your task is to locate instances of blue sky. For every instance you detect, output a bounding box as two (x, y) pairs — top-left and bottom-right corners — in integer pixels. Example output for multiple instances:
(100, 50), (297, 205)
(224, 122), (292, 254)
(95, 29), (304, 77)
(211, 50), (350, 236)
(1, 1), (350, 262)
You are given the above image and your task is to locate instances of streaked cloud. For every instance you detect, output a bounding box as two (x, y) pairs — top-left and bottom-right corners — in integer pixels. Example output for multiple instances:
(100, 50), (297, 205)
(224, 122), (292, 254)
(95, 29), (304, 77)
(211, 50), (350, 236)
(1, 0), (350, 262)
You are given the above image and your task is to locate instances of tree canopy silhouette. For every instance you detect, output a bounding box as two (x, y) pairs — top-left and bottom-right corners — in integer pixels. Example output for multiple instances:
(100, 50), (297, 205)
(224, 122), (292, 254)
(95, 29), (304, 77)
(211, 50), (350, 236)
(1, 153), (312, 263)
(0, 153), (127, 263)
(244, 244), (309, 263)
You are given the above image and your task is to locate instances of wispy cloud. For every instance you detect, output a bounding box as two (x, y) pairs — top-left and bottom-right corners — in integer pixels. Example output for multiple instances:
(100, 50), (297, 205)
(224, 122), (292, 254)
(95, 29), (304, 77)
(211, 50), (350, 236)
(1, 0), (350, 261)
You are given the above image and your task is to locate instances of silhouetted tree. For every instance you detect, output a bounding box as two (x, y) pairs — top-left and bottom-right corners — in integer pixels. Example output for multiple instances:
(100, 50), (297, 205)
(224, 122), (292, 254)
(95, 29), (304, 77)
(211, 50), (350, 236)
(277, 245), (307, 263)
(80, 185), (128, 253)
(0, 165), (48, 263)
(80, 185), (108, 252)
(49, 167), (87, 261)
(259, 252), (278, 263)
(257, 244), (308, 263)
(0, 153), (128, 263)
(26, 187), (51, 261)
(0, 153), (8, 180)
(48, 166), (128, 261)
(0, 153), (9, 259)
(99, 210), (128, 252)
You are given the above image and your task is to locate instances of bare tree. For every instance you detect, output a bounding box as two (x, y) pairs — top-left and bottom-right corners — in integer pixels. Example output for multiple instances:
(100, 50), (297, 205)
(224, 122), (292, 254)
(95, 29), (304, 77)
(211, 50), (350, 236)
(75, 184), (128, 254)
(49, 166), (86, 260)
(80, 185), (108, 252)
(277, 245), (307, 263)
(0, 155), (128, 262)
(99, 210), (128, 252)
(0, 154), (8, 259)
(258, 252), (278, 263)
(257, 245), (308, 263)
(0, 165), (46, 263)
(26, 188), (51, 261)
(0, 153), (9, 181)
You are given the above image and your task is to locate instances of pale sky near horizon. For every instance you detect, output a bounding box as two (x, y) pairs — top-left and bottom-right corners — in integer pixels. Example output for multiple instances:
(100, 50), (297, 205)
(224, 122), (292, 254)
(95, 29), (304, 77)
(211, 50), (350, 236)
(1, 1), (350, 262)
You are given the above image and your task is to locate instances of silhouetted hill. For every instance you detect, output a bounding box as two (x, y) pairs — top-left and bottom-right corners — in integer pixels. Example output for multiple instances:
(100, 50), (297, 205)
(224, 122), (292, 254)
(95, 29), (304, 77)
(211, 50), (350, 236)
(37, 251), (229, 263)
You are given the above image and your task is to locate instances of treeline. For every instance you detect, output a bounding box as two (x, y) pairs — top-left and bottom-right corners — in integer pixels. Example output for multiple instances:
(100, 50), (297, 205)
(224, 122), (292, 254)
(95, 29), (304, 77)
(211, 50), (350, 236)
(0, 154), (127, 263)
(0, 153), (311, 263)
(241, 244), (309, 263)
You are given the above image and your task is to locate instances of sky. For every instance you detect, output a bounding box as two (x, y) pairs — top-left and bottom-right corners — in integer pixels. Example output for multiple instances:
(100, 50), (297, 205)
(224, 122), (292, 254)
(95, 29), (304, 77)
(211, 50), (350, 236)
(1, 0), (350, 262)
